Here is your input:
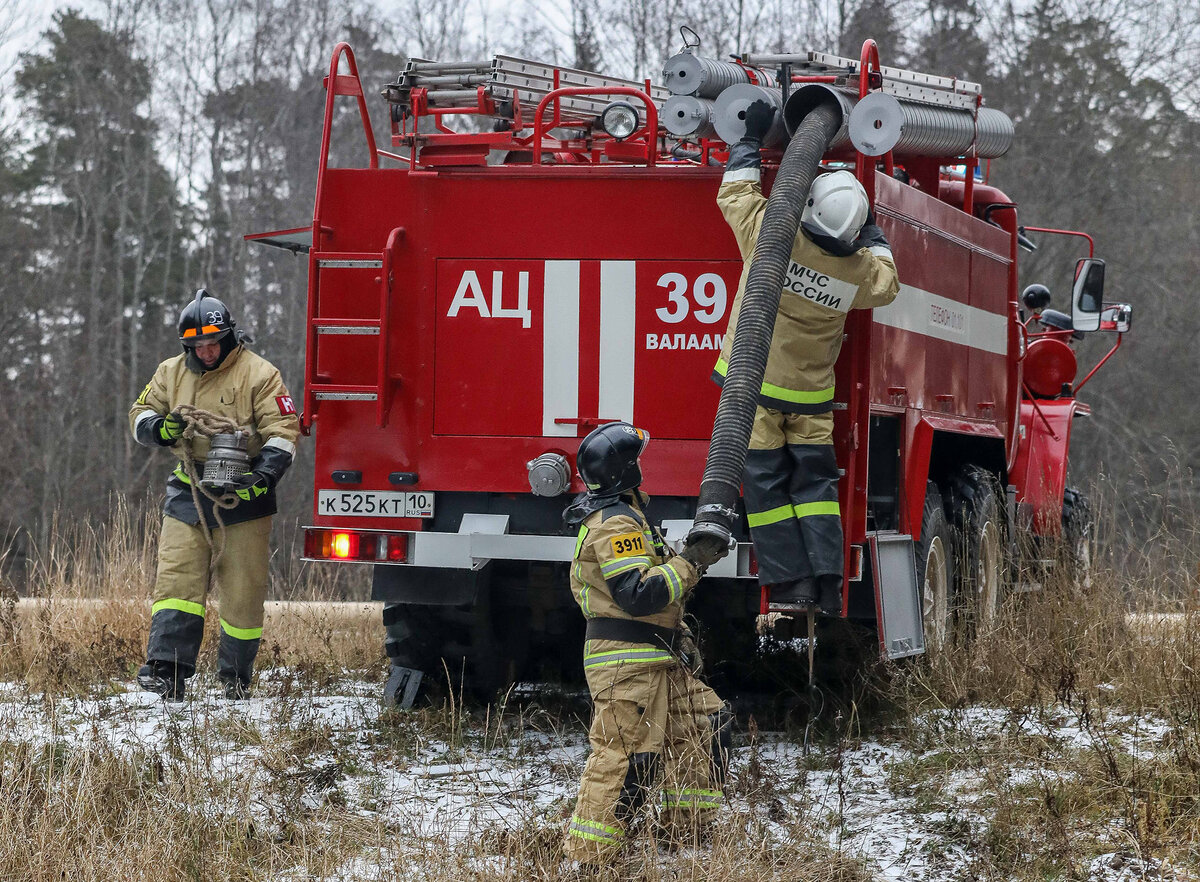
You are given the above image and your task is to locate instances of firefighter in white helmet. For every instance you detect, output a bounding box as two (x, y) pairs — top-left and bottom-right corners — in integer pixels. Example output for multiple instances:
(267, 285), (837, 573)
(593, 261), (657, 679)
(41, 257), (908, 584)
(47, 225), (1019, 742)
(129, 289), (300, 700)
(715, 100), (900, 613)
(562, 422), (731, 867)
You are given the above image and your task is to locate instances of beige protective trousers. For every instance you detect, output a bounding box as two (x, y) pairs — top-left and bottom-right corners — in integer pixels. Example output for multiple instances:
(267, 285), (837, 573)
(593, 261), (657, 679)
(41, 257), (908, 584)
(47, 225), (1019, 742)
(565, 659), (726, 864)
(154, 515), (272, 627)
(146, 515), (272, 675)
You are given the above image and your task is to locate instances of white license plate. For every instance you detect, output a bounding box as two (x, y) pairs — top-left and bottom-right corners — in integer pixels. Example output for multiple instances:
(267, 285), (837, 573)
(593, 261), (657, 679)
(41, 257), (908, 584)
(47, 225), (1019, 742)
(317, 490), (435, 519)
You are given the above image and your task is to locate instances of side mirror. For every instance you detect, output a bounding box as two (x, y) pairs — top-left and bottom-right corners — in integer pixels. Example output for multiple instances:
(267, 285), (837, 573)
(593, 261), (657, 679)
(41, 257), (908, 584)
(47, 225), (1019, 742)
(1102, 304), (1132, 333)
(1071, 258), (1105, 332)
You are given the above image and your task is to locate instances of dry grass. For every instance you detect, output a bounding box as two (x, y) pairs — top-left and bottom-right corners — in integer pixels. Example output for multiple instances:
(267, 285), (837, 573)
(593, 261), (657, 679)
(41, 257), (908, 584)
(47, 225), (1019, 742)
(880, 556), (1200, 877)
(0, 492), (1198, 880)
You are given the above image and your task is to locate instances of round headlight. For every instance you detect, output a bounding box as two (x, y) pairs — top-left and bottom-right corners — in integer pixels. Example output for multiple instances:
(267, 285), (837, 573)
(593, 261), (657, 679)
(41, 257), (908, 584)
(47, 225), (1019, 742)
(601, 102), (640, 140)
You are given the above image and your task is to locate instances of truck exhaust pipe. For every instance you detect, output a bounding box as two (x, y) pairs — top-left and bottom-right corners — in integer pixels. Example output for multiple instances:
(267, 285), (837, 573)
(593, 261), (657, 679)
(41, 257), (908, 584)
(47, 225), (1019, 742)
(688, 97), (841, 549)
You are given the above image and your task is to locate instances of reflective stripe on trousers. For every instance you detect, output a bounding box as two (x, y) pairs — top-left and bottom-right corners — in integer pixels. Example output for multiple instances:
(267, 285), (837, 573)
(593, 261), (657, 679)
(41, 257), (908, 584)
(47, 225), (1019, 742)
(568, 814), (626, 845)
(583, 647), (675, 668)
(744, 444), (843, 585)
(661, 787), (724, 809)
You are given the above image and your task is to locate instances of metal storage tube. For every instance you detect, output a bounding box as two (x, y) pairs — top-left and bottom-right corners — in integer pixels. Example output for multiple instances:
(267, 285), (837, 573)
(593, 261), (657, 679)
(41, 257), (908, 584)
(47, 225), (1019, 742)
(783, 83), (1014, 158)
(663, 95), (717, 139)
(663, 52), (776, 97)
(714, 84), (789, 148)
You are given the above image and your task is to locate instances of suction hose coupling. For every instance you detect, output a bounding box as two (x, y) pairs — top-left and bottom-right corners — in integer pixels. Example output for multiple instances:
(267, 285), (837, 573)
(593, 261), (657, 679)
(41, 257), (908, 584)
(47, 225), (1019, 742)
(688, 98), (842, 546)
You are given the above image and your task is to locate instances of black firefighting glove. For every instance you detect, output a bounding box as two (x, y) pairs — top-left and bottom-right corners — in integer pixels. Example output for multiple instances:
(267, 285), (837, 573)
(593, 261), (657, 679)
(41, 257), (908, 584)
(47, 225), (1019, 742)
(230, 469), (272, 502)
(156, 411), (186, 445)
(741, 98), (775, 144)
(853, 208), (890, 251)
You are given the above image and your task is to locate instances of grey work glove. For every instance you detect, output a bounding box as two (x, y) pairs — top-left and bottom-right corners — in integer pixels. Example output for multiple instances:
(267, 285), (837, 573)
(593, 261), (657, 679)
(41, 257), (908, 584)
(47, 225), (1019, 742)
(680, 535), (728, 570)
(677, 628), (703, 676)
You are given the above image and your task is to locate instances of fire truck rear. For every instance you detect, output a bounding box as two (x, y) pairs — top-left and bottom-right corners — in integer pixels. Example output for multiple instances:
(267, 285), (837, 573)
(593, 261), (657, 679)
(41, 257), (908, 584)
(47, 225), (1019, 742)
(250, 39), (1131, 700)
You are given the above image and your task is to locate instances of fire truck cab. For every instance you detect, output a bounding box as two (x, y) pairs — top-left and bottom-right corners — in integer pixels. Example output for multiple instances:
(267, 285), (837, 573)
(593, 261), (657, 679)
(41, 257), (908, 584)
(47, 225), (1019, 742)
(250, 40), (1130, 698)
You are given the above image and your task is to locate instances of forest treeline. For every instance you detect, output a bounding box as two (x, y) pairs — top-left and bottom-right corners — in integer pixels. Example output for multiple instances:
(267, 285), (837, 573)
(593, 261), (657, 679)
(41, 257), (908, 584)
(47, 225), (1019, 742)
(0, 0), (1197, 588)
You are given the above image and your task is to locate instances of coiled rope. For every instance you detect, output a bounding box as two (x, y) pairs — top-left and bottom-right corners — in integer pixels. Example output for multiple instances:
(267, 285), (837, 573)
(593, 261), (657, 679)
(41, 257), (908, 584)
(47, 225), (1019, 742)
(173, 405), (253, 564)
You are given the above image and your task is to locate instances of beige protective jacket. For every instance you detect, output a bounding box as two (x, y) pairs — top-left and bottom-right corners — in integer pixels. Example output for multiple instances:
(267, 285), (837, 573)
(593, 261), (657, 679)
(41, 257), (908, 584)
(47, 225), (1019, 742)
(715, 169), (900, 413)
(129, 345), (300, 526)
(570, 493), (700, 670)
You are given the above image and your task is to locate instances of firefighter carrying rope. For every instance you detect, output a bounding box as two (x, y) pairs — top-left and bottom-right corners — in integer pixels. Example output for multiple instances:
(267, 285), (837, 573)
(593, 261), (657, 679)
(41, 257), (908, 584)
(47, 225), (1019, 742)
(562, 422), (732, 868)
(714, 100), (900, 613)
(129, 289), (300, 700)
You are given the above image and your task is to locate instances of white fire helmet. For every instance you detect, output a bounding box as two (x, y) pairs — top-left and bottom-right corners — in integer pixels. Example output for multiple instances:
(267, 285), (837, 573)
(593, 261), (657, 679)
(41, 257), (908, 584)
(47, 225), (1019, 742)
(800, 170), (870, 244)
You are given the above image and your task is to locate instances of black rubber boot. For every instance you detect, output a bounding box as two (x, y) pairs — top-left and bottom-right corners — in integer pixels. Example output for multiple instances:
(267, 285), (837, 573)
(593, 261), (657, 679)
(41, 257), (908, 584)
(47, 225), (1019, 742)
(817, 574), (843, 616)
(217, 630), (260, 700)
(137, 661), (190, 701)
(770, 577), (817, 607)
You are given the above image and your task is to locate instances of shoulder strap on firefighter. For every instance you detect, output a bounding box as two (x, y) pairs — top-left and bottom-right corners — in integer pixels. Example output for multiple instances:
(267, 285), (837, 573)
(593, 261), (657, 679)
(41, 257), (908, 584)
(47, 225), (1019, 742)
(585, 617), (679, 651)
(600, 501), (641, 524)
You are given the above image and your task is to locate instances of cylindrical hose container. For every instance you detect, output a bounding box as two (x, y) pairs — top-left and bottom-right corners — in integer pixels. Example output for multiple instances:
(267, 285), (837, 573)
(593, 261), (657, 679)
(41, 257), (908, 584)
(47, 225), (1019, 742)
(527, 453), (571, 497)
(713, 83), (787, 148)
(203, 431), (251, 491)
(783, 83), (1014, 158)
(663, 95), (718, 139)
(663, 51), (777, 98)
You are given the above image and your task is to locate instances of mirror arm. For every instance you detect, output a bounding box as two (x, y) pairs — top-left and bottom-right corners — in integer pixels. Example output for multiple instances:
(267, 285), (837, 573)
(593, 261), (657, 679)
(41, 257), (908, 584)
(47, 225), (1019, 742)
(1074, 332), (1124, 394)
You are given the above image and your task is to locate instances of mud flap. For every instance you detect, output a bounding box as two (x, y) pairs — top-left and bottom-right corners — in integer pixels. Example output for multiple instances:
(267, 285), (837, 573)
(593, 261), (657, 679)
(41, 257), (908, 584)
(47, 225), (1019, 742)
(869, 532), (925, 660)
(383, 665), (424, 710)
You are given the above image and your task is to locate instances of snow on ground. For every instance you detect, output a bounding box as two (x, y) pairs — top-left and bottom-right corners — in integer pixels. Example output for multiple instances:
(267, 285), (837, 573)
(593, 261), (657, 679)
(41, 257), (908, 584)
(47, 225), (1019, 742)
(0, 675), (1186, 881)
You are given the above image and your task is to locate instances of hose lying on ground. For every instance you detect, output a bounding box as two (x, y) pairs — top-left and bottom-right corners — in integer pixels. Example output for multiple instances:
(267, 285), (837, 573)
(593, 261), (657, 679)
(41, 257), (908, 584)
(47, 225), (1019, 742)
(688, 99), (841, 550)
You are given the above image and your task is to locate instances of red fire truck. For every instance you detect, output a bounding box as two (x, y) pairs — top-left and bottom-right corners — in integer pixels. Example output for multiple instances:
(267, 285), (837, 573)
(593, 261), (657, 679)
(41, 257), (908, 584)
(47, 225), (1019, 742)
(249, 40), (1130, 697)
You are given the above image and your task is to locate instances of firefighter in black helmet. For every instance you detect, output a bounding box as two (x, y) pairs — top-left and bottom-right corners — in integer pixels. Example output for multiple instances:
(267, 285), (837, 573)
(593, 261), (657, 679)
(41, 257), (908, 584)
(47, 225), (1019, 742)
(129, 289), (300, 701)
(562, 422), (732, 868)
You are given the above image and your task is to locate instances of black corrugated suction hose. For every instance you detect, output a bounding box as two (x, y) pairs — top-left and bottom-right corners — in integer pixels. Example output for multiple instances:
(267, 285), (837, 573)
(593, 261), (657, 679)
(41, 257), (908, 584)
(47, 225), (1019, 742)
(688, 100), (841, 550)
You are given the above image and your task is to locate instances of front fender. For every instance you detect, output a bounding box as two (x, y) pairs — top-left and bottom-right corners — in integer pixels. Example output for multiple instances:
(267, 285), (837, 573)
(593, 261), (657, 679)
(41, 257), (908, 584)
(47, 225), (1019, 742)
(1010, 398), (1080, 537)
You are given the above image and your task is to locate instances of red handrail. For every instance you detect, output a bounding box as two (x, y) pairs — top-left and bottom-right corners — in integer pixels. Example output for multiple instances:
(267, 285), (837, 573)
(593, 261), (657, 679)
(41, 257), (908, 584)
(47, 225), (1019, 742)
(1021, 226), (1095, 257)
(304, 43), (379, 432)
(856, 39), (881, 203)
(531, 86), (659, 166)
(314, 42), (378, 229)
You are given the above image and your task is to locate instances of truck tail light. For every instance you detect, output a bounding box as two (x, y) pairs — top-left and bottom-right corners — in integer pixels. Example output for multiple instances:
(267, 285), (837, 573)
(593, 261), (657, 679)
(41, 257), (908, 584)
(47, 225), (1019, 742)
(304, 528), (409, 563)
(332, 532), (357, 558)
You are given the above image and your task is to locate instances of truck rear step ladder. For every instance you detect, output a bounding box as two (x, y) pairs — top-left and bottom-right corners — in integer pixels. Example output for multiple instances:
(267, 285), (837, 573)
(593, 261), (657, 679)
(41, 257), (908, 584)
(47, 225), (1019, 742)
(304, 227), (404, 431)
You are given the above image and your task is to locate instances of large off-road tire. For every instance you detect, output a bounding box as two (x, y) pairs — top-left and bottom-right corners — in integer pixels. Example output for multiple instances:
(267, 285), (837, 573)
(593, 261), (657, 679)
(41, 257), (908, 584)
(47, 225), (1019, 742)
(952, 466), (1009, 635)
(1060, 487), (1093, 589)
(386, 570), (531, 705)
(914, 482), (954, 653)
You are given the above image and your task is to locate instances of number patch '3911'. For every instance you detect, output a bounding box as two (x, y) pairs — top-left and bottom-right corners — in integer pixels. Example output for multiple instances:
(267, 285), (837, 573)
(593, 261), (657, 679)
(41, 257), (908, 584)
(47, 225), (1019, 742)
(609, 532), (645, 558)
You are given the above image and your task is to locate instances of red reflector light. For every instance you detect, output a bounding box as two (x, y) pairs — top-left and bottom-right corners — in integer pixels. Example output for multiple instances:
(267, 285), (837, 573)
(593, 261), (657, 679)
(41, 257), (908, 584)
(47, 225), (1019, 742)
(304, 528), (408, 563)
